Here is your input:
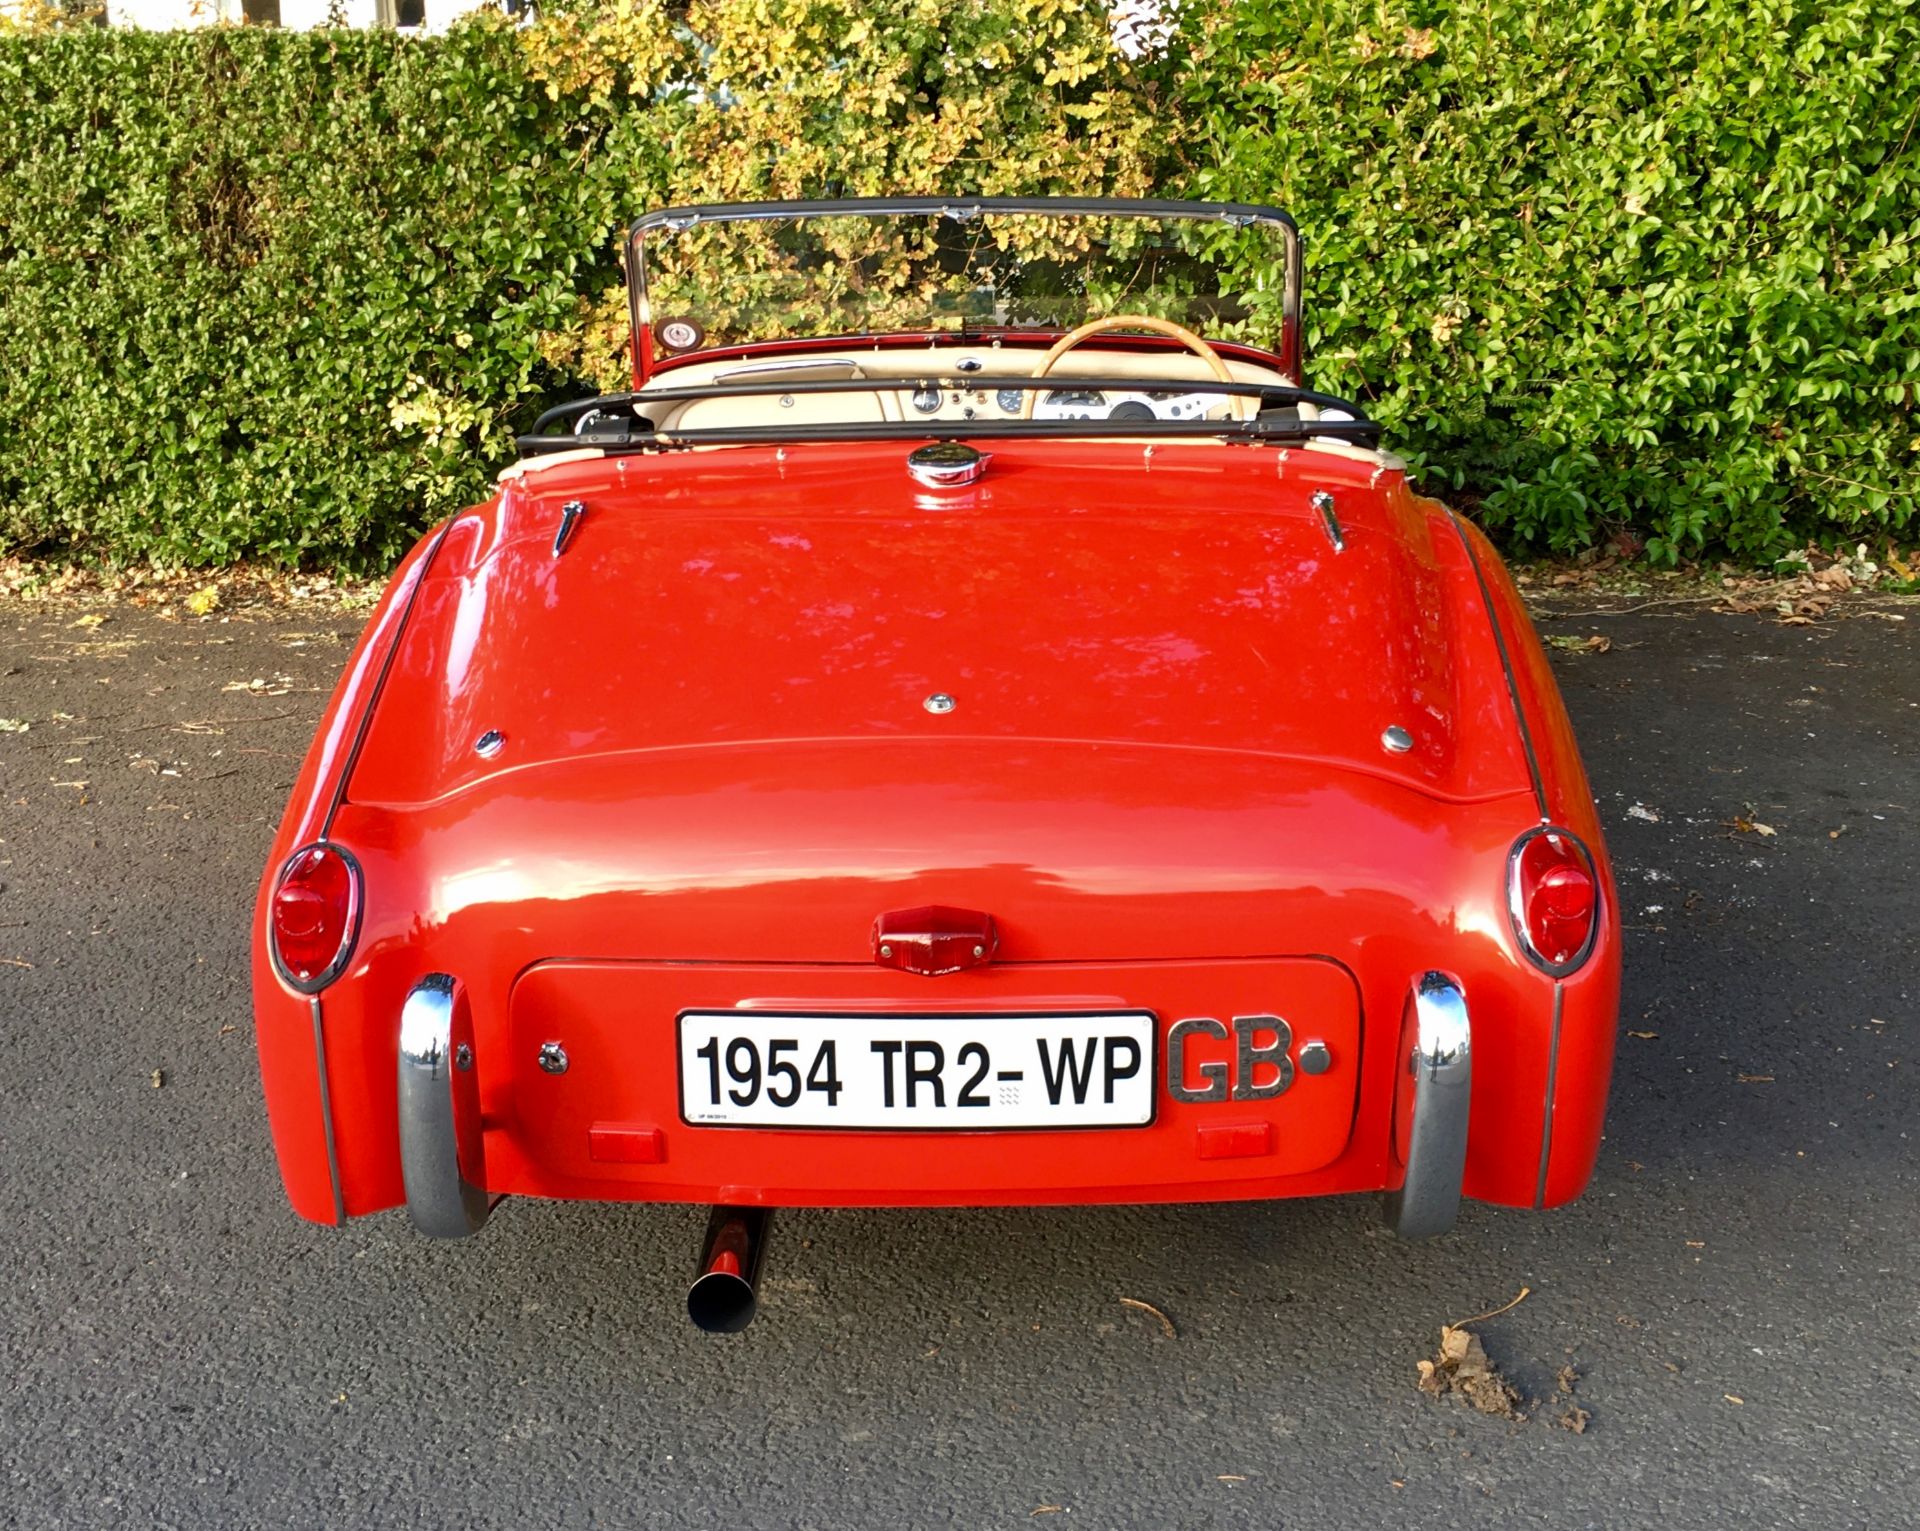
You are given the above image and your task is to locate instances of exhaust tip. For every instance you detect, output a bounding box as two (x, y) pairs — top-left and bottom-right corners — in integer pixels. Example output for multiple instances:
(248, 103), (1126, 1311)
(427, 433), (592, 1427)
(688, 1207), (770, 1333)
(687, 1268), (758, 1333)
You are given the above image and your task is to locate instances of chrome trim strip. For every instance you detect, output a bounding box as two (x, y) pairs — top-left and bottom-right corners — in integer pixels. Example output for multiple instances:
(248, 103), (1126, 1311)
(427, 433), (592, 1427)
(309, 998), (346, 1227)
(1383, 972), (1472, 1240)
(1443, 511), (1549, 821)
(397, 974), (492, 1239)
(716, 356), (867, 381)
(1534, 982), (1565, 1208)
(320, 522), (452, 839)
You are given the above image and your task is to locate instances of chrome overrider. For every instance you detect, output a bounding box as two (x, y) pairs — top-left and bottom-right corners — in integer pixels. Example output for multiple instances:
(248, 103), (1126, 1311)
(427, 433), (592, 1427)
(397, 974), (494, 1238)
(1383, 971), (1472, 1239)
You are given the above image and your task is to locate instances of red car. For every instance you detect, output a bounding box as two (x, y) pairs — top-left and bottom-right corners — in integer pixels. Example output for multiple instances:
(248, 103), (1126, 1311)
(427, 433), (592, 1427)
(254, 198), (1620, 1331)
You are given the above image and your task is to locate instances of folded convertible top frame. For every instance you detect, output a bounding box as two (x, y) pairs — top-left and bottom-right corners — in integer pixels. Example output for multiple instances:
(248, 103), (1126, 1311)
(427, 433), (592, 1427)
(516, 417), (1384, 456)
(517, 377), (1379, 457)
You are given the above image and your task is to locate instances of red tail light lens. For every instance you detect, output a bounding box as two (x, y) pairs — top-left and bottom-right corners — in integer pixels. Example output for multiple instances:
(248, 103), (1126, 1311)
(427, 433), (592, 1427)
(269, 843), (361, 992)
(1508, 829), (1599, 974)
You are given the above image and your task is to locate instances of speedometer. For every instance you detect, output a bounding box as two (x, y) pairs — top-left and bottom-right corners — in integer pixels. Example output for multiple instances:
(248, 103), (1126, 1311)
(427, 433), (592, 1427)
(1037, 389), (1107, 420)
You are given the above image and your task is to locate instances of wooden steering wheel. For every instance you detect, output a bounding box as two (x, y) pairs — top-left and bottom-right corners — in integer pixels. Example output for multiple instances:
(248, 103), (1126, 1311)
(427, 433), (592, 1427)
(1018, 313), (1246, 421)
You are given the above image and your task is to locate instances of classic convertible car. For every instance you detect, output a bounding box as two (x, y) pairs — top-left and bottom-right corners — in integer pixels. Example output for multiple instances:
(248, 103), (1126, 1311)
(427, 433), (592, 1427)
(253, 197), (1620, 1331)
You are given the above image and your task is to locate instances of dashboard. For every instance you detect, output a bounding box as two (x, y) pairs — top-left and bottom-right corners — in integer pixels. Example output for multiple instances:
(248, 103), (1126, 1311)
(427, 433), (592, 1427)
(903, 384), (1226, 423)
(646, 352), (1292, 433)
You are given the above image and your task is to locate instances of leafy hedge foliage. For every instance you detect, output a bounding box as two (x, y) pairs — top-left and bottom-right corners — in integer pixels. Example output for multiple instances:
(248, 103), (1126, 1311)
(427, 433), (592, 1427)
(0, 0), (1913, 567)
(1178, 0), (1919, 559)
(0, 24), (627, 567)
(0, 4), (1156, 568)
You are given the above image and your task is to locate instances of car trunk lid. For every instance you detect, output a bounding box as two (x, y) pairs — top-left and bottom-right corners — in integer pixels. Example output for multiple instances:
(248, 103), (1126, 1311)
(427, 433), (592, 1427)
(347, 440), (1530, 809)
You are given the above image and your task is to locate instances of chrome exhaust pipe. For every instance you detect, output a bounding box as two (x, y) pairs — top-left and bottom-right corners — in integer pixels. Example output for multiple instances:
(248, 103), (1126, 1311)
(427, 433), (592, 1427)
(687, 1206), (771, 1333)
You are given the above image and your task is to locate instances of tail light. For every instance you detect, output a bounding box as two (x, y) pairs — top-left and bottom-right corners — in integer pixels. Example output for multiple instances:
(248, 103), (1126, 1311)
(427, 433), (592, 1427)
(268, 843), (362, 992)
(1507, 827), (1599, 975)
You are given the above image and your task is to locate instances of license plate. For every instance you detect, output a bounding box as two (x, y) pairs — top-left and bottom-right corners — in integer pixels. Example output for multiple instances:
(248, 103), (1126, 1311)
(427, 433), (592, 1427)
(677, 1010), (1156, 1129)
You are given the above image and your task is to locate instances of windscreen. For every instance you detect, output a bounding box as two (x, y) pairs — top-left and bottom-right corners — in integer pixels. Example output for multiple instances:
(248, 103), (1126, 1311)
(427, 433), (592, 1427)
(632, 206), (1297, 365)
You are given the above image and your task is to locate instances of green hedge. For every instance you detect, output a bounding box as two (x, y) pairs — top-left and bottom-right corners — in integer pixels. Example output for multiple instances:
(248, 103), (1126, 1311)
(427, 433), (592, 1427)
(1176, 0), (1920, 561)
(0, 24), (637, 568)
(1, 1), (1914, 568)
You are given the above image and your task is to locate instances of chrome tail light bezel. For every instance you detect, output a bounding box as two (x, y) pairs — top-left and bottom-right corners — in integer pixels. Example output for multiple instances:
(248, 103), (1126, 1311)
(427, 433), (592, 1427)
(1506, 825), (1602, 977)
(267, 840), (364, 995)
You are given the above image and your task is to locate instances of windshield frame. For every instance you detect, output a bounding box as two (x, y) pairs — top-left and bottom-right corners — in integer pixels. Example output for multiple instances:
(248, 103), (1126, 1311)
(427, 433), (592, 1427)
(624, 197), (1303, 388)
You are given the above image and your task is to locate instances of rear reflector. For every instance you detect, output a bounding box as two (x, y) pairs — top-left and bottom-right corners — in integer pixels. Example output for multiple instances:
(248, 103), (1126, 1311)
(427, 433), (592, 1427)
(1508, 828), (1599, 974)
(269, 842), (361, 992)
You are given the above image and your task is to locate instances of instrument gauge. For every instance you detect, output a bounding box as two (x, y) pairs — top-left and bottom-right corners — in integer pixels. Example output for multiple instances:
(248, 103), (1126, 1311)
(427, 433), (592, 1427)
(910, 387), (942, 414)
(996, 388), (1025, 414)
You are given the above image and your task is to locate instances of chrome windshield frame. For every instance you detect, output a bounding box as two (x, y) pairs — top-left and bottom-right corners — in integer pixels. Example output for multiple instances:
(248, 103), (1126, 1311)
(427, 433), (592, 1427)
(624, 197), (1305, 387)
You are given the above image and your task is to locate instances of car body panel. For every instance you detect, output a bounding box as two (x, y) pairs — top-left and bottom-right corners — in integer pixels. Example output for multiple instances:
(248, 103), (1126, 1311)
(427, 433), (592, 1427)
(344, 444), (1532, 813)
(255, 543), (1616, 1218)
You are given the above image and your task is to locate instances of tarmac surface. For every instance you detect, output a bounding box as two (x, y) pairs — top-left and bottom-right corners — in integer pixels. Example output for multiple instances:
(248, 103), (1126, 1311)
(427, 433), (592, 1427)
(1, 594), (1915, 1529)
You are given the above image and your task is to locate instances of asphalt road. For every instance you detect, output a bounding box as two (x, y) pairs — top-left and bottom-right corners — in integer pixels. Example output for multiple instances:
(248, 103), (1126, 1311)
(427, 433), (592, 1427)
(2, 594), (1915, 1530)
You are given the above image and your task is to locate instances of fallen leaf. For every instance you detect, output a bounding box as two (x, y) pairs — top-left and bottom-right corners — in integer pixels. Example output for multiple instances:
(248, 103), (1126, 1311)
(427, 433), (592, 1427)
(1737, 1073), (1774, 1084)
(222, 675), (293, 697)
(1557, 1404), (1591, 1434)
(185, 585), (221, 616)
(150, 1069), (165, 1088)
(1119, 1297), (1178, 1339)
(1547, 634), (1612, 654)
(1627, 1030), (1658, 1039)
(0, 718), (28, 733)
(1725, 1394), (1744, 1406)
(1418, 1324), (1526, 1420)
(69, 613), (108, 629)
(1031, 1508), (1062, 1518)
(1400, 24), (1437, 58)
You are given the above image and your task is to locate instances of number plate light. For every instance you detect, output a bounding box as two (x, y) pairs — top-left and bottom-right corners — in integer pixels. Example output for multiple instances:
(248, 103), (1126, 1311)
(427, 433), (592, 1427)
(872, 905), (999, 977)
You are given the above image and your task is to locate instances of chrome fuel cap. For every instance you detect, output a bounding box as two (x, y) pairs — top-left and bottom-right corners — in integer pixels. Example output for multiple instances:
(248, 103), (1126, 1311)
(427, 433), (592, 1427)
(907, 441), (989, 489)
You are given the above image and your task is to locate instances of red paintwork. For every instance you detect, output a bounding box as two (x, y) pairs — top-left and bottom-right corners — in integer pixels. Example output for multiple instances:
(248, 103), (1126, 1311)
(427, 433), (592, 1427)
(252, 371), (1619, 1229)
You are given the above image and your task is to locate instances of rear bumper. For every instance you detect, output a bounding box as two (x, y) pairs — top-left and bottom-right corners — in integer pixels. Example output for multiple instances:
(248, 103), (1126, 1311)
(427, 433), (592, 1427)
(391, 964), (1473, 1239)
(396, 975), (493, 1238)
(1383, 972), (1471, 1238)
